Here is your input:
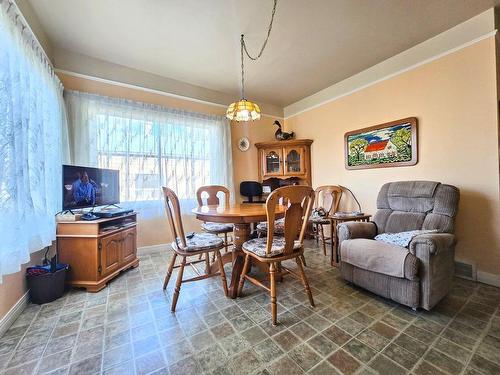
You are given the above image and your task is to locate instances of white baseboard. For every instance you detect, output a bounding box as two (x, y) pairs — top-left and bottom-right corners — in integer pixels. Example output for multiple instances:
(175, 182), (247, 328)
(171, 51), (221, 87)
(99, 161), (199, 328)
(477, 271), (500, 288)
(137, 243), (171, 256)
(0, 291), (30, 338)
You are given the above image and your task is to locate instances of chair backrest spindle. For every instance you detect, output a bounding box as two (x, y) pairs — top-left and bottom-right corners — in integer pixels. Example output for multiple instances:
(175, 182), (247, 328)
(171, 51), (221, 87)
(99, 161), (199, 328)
(265, 186), (315, 255)
(196, 185), (230, 206)
(315, 185), (342, 215)
(162, 187), (186, 248)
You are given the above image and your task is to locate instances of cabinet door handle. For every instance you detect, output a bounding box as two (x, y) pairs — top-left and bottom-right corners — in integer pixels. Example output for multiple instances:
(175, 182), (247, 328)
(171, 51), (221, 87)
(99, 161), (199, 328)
(98, 242), (102, 274)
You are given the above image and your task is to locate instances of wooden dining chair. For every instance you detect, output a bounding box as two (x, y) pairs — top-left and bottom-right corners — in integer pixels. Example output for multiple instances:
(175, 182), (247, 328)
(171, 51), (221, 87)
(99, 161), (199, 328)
(196, 185), (233, 257)
(238, 185), (316, 325)
(162, 187), (228, 311)
(309, 185), (342, 255)
(256, 197), (288, 237)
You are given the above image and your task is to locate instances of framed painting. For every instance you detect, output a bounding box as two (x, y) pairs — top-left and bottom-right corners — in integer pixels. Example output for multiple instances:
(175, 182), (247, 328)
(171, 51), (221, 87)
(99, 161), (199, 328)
(345, 117), (418, 170)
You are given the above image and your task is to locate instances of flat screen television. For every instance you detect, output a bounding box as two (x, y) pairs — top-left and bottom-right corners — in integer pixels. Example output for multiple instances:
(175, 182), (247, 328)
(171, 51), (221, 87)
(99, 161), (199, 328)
(62, 164), (120, 210)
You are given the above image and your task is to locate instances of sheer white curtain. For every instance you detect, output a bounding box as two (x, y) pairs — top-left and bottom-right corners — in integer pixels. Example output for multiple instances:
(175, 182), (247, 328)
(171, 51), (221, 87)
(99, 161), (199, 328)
(0, 1), (68, 282)
(65, 90), (233, 217)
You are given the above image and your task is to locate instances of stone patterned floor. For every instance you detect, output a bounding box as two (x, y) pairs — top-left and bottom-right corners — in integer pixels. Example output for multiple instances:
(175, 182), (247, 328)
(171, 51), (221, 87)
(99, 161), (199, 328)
(1, 240), (499, 375)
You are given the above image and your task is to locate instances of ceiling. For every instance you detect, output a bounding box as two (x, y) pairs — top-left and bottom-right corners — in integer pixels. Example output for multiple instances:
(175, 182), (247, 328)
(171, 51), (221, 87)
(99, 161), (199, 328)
(28, 0), (499, 108)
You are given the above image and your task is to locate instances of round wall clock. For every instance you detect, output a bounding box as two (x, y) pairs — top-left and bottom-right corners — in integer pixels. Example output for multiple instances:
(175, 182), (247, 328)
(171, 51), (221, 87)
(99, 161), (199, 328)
(237, 137), (250, 152)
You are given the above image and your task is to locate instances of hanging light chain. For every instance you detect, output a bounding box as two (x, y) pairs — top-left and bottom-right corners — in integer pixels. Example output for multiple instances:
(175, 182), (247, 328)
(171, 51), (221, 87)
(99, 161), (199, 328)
(240, 35), (245, 99)
(242, 0), (278, 61)
(239, 0), (278, 100)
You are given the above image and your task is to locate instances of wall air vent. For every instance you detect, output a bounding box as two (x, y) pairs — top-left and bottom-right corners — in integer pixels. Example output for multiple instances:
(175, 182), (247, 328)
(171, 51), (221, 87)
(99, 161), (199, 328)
(455, 261), (476, 281)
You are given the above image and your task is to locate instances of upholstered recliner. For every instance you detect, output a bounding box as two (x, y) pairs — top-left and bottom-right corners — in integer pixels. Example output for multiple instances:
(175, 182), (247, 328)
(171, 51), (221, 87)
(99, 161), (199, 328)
(338, 181), (460, 310)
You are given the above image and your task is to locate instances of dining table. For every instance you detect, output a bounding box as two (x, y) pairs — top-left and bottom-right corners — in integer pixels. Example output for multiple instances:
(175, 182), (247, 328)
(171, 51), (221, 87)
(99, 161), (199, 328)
(192, 203), (285, 298)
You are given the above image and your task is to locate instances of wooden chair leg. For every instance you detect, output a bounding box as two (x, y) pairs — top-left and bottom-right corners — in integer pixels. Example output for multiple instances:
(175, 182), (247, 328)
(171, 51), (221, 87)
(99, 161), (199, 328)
(163, 253), (177, 290)
(171, 256), (186, 312)
(212, 237), (217, 263)
(224, 232), (228, 253)
(216, 249), (229, 297)
(314, 223), (319, 244)
(270, 262), (277, 326)
(328, 221), (334, 257)
(296, 256), (315, 307)
(277, 262), (284, 282)
(237, 254), (251, 296)
(320, 224), (327, 256)
(300, 254), (307, 267)
(204, 252), (210, 275)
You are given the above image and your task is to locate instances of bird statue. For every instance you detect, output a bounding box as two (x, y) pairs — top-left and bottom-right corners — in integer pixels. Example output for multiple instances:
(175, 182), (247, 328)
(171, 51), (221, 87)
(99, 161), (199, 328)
(274, 120), (295, 141)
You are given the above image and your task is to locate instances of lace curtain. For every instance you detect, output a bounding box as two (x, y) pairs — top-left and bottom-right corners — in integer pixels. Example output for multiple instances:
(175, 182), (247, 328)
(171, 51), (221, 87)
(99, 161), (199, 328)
(0, 1), (68, 282)
(64, 90), (233, 217)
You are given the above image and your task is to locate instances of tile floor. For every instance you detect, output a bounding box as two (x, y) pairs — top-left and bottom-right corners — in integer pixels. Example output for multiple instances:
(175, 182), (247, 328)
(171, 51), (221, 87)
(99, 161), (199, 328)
(1, 241), (499, 375)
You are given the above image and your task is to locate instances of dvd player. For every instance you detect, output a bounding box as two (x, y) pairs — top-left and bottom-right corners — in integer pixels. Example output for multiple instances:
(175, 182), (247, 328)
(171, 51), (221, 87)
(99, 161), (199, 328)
(94, 209), (134, 218)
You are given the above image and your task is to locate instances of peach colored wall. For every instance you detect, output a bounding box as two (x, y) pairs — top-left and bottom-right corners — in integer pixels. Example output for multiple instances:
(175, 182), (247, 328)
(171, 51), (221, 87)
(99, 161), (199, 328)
(285, 37), (500, 276)
(58, 73), (277, 247)
(230, 117), (277, 202)
(0, 248), (51, 321)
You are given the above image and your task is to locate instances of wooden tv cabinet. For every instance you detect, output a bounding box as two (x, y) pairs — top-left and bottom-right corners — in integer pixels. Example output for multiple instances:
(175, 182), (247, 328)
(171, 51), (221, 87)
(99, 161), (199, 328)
(57, 213), (139, 292)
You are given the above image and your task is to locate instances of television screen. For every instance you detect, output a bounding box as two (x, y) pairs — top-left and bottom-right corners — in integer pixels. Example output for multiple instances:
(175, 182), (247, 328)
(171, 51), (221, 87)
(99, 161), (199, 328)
(62, 165), (120, 210)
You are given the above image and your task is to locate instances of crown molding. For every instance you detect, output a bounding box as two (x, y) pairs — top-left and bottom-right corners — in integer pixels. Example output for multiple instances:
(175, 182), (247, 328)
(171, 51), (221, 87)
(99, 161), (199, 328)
(56, 69), (284, 119)
(56, 69), (229, 108)
(53, 49), (284, 119)
(284, 9), (497, 119)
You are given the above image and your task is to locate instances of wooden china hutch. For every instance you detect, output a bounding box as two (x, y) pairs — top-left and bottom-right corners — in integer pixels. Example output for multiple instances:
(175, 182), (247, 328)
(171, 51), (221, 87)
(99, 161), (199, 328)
(255, 139), (313, 191)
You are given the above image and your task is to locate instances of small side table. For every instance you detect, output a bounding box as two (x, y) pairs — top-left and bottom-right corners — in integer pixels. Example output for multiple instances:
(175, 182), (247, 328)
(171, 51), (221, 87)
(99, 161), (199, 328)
(330, 214), (372, 266)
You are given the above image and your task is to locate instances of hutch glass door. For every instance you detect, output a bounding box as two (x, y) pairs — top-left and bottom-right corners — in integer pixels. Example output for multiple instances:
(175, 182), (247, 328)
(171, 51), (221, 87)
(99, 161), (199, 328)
(284, 147), (306, 176)
(263, 149), (283, 177)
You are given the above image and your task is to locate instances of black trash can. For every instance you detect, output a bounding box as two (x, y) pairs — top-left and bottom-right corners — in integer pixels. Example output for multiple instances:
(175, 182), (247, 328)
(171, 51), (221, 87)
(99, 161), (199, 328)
(26, 264), (69, 304)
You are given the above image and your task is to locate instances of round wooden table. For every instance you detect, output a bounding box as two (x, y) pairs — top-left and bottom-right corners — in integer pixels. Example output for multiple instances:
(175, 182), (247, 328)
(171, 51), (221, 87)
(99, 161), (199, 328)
(192, 203), (285, 298)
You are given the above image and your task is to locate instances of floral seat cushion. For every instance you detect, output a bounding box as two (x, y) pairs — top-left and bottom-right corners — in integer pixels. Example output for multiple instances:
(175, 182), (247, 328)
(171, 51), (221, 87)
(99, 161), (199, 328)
(172, 232), (223, 252)
(242, 237), (301, 258)
(308, 207), (330, 224)
(256, 218), (285, 234)
(202, 222), (233, 233)
(309, 216), (330, 224)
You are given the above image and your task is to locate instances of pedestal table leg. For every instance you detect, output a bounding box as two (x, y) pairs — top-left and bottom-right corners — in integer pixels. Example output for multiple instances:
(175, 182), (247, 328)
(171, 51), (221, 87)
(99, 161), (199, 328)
(228, 223), (250, 298)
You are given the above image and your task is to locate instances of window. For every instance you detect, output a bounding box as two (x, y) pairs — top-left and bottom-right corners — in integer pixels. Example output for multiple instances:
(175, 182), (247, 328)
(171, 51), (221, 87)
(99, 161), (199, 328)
(65, 91), (233, 215)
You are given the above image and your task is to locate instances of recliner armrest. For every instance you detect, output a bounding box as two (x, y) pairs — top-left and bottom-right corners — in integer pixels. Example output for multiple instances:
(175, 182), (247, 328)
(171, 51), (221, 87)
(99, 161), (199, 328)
(409, 233), (456, 255)
(337, 221), (377, 244)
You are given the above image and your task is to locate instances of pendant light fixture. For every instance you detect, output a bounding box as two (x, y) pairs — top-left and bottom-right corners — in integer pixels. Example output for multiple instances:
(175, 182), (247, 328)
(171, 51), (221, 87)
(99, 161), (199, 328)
(226, 0), (278, 122)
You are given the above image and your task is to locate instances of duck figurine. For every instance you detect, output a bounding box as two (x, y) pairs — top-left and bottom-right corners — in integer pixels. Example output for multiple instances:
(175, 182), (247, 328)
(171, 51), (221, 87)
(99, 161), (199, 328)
(274, 120), (295, 141)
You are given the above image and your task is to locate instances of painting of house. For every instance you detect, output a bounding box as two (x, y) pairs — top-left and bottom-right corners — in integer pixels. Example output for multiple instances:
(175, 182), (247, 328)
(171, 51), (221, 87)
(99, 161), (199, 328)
(344, 117), (417, 169)
(364, 140), (398, 160)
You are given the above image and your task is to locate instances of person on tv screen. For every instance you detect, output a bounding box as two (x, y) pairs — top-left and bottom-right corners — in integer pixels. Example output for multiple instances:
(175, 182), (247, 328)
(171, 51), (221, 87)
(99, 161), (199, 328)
(72, 171), (97, 206)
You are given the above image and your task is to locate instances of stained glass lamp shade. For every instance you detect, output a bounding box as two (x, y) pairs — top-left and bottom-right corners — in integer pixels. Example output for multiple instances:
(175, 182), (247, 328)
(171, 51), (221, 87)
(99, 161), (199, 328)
(226, 99), (261, 122)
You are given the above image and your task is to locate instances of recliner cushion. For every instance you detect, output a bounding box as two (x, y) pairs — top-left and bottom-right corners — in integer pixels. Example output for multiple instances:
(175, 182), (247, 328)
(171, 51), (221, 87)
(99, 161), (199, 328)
(374, 181), (459, 234)
(341, 239), (419, 280)
(385, 212), (426, 233)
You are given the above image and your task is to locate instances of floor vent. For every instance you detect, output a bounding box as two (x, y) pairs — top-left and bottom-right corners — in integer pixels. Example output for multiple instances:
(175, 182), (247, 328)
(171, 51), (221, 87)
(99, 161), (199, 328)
(455, 261), (476, 280)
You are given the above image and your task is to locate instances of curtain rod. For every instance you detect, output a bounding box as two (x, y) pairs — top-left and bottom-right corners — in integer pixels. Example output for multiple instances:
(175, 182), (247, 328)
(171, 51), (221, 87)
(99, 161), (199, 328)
(2, 0), (63, 89)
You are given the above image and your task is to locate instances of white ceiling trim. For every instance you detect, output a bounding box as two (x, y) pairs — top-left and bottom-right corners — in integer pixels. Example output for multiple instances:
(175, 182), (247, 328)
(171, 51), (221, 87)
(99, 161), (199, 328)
(13, 0), (53, 61)
(284, 9), (496, 119)
(56, 69), (283, 120)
